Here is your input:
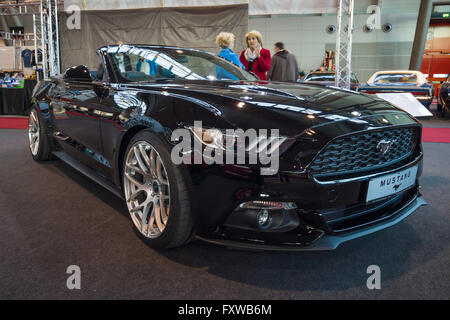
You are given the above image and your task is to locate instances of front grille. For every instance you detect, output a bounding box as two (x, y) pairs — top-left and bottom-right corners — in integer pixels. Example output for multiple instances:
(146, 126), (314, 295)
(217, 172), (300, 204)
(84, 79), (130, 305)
(309, 127), (418, 177)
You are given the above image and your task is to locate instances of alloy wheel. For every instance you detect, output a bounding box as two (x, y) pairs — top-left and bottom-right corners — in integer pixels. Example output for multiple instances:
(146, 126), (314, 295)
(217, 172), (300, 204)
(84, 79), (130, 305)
(124, 141), (171, 238)
(28, 110), (40, 156)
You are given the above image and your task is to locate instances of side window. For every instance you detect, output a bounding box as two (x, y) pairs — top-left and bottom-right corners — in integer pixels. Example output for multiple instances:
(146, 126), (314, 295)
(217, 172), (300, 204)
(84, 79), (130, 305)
(109, 51), (202, 81)
(110, 52), (162, 81)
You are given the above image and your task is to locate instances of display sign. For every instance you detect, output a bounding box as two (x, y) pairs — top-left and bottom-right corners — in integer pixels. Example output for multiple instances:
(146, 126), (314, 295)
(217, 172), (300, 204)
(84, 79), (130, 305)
(375, 92), (433, 118)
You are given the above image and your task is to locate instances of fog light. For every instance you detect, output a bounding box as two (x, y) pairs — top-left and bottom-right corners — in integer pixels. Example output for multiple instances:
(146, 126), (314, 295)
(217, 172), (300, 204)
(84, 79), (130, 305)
(239, 201), (297, 210)
(257, 209), (272, 228)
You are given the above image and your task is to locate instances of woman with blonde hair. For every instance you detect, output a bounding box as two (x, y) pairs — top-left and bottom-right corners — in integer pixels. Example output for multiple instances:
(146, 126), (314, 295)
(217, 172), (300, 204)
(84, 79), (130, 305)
(216, 32), (244, 67)
(215, 32), (244, 80)
(239, 30), (271, 80)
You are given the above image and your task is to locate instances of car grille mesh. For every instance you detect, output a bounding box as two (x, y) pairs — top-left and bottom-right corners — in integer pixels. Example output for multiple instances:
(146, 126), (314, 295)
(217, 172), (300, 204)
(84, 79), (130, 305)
(309, 127), (418, 176)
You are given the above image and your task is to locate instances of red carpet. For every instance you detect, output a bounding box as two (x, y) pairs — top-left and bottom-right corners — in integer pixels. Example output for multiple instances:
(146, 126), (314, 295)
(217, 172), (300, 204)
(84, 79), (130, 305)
(422, 127), (450, 143)
(0, 117), (28, 129)
(0, 117), (449, 143)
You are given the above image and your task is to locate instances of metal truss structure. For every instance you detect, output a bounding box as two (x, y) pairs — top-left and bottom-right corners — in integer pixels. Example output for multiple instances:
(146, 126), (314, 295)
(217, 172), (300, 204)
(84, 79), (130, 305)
(0, 0), (60, 80)
(335, 0), (355, 90)
(39, 0), (60, 80)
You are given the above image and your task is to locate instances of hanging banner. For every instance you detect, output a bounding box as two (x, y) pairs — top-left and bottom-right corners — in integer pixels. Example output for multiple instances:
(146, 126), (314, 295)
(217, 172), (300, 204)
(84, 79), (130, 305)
(60, 5), (248, 70)
(164, 0), (248, 7)
(249, 0), (337, 15)
(66, 0), (248, 11)
(66, 0), (338, 14)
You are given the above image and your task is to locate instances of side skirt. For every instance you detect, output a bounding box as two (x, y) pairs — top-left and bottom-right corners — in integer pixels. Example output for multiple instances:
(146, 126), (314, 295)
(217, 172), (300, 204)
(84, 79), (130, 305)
(53, 151), (124, 200)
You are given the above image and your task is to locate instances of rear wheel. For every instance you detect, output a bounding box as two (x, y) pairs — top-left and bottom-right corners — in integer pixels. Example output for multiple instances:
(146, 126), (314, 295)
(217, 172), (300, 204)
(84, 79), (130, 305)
(123, 130), (193, 249)
(28, 106), (52, 161)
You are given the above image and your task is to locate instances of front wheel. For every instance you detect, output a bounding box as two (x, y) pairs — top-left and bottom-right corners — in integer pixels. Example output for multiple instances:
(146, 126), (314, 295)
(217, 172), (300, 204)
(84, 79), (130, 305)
(122, 130), (194, 249)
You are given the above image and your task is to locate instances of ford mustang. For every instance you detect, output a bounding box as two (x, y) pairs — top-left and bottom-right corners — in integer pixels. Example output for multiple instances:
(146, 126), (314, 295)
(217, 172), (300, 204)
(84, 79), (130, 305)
(28, 44), (426, 250)
(358, 70), (434, 109)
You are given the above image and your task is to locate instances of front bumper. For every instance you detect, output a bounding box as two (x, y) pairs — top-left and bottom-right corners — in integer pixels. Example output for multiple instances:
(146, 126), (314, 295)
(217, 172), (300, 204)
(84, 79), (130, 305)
(196, 193), (427, 251)
(192, 150), (425, 251)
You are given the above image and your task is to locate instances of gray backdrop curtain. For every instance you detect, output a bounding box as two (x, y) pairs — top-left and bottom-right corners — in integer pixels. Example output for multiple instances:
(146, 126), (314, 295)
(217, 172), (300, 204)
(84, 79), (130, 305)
(60, 4), (248, 71)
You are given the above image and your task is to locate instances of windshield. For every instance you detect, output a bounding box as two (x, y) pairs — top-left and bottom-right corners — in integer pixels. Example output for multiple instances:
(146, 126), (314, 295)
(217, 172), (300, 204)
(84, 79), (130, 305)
(373, 73), (417, 84)
(106, 45), (256, 82)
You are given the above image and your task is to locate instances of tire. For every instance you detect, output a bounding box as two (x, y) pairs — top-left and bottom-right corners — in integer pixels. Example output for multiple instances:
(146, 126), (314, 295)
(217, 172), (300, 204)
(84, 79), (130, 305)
(28, 106), (53, 161)
(122, 129), (194, 249)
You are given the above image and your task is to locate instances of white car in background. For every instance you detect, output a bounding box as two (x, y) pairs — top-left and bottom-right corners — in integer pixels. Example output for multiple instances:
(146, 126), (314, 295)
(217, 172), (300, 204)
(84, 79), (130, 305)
(358, 70), (434, 109)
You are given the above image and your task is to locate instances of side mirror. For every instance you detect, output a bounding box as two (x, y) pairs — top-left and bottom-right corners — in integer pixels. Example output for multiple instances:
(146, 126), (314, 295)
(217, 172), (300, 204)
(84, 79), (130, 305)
(64, 65), (93, 82)
(93, 82), (109, 99)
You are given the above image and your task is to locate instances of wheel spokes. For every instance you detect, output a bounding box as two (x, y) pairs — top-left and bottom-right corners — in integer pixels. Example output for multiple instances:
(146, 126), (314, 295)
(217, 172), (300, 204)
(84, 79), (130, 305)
(28, 111), (40, 156)
(156, 157), (167, 184)
(124, 141), (171, 239)
(126, 188), (143, 202)
(139, 144), (153, 173)
(133, 146), (148, 174)
(149, 149), (157, 178)
(31, 110), (38, 123)
(125, 162), (144, 175)
(124, 172), (144, 189)
(159, 199), (169, 224)
(140, 202), (152, 234)
(154, 204), (165, 232)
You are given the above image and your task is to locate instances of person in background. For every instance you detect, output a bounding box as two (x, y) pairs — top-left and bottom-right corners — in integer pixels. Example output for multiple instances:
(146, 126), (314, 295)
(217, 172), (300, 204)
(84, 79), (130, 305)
(239, 30), (271, 80)
(216, 32), (243, 68)
(215, 32), (243, 80)
(267, 42), (299, 82)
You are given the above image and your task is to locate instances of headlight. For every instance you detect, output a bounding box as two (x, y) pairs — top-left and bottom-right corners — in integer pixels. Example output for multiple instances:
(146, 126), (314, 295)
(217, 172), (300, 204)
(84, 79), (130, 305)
(188, 126), (235, 150)
(187, 126), (290, 153)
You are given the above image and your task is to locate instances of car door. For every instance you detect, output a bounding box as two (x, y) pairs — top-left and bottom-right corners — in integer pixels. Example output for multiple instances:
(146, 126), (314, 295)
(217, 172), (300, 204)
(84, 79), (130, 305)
(51, 69), (106, 172)
(97, 85), (162, 182)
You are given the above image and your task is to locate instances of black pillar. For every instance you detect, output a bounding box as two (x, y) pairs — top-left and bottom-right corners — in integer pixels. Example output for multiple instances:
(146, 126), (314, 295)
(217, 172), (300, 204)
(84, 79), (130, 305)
(409, 0), (433, 70)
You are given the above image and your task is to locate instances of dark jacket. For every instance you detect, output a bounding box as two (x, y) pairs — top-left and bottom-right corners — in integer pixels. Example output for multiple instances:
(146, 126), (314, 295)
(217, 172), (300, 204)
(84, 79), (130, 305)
(239, 48), (271, 80)
(268, 50), (299, 82)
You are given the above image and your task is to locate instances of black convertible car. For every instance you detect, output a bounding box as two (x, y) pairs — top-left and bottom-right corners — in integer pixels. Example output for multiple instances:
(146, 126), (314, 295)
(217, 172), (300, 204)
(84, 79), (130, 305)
(28, 44), (426, 250)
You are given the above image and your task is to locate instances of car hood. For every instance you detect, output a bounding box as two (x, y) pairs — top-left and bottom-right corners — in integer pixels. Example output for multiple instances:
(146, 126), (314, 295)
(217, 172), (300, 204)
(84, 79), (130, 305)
(130, 80), (417, 137)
